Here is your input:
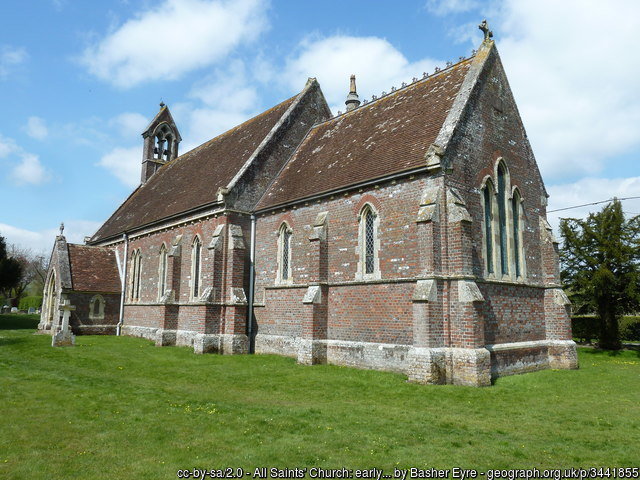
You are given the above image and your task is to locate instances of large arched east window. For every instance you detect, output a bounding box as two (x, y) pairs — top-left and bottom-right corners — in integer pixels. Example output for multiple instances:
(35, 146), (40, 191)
(512, 189), (523, 278)
(497, 163), (509, 276)
(158, 243), (168, 300)
(481, 160), (525, 280)
(482, 180), (495, 275)
(191, 236), (202, 299)
(277, 223), (292, 283)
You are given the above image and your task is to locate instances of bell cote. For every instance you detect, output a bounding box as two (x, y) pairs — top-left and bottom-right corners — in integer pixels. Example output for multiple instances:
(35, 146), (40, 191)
(141, 102), (182, 184)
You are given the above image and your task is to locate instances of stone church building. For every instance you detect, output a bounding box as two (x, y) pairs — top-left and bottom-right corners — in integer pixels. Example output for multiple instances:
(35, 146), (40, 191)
(39, 28), (577, 386)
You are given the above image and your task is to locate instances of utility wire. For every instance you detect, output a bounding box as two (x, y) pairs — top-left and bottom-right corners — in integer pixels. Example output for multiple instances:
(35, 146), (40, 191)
(548, 195), (640, 213)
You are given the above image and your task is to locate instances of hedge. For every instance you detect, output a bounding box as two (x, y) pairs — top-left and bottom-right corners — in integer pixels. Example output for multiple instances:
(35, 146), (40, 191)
(18, 296), (42, 311)
(572, 315), (640, 343)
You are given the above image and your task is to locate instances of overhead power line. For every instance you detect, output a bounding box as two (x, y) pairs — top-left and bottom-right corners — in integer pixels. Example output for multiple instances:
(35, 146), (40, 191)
(548, 195), (640, 213)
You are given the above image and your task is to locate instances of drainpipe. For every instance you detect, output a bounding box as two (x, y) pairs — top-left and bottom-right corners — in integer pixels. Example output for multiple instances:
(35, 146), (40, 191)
(247, 215), (256, 353)
(117, 232), (129, 336)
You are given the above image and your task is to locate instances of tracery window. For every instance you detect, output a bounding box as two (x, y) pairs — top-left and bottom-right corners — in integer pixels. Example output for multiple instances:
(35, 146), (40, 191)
(158, 244), (168, 300)
(191, 236), (202, 299)
(481, 160), (525, 280)
(277, 223), (292, 283)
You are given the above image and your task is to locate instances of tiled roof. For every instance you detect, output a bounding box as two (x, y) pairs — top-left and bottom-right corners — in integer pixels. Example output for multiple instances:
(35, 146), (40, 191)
(67, 244), (121, 293)
(257, 59), (472, 210)
(91, 94), (298, 241)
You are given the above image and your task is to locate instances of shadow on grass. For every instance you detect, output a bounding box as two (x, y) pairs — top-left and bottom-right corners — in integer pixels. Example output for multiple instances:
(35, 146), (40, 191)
(0, 336), (28, 346)
(580, 347), (640, 357)
(0, 314), (40, 330)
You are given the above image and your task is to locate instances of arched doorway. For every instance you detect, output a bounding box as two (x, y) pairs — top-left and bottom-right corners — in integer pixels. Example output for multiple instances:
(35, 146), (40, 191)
(42, 271), (57, 330)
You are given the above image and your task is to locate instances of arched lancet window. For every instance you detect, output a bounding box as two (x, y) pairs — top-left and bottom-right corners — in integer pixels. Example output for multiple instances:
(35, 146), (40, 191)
(89, 294), (105, 320)
(129, 249), (142, 301)
(482, 180), (495, 275)
(277, 223), (293, 283)
(497, 163), (509, 276)
(158, 244), (168, 300)
(512, 189), (523, 278)
(358, 204), (379, 278)
(191, 236), (202, 299)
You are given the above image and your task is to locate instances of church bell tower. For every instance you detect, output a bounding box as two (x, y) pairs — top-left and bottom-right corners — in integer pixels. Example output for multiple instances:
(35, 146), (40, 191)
(141, 102), (182, 184)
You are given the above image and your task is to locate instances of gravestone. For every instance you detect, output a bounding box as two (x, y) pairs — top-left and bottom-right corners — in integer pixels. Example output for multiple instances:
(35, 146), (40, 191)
(52, 299), (76, 347)
(28, 307), (36, 314)
(1, 306), (9, 314)
(10, 307), (18, 313)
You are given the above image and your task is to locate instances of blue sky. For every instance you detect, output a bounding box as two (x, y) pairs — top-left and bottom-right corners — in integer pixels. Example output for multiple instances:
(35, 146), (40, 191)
(1, 0), (639, 252)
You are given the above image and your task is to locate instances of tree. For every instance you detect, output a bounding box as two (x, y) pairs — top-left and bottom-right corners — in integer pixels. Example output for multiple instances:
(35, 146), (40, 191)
(560, 199), (640, 350)
(7, 245), (48, 299)
(0, 235), (23, 305)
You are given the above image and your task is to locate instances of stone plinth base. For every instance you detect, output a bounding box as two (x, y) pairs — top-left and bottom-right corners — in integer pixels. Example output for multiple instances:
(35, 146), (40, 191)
(296, 338), (328, 365)
(548, 340), (579, 370)
(121, 326), (248, 355)
(255, 334), (578, 386)
(52, 329), (75, 347)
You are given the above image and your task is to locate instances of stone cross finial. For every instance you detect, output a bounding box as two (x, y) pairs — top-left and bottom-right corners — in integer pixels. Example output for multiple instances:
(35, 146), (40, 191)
(479, 19), (493, 41)
(59, 222), (64, 236)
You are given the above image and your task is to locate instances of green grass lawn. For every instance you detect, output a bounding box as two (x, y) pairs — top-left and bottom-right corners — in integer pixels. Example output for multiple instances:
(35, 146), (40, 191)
(1, 314), (639, 479)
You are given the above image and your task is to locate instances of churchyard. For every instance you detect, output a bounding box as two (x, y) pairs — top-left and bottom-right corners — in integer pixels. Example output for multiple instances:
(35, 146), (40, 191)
(1, 313), (638, 479)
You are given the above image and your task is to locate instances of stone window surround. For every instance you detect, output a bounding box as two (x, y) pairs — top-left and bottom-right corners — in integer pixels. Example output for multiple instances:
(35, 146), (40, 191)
(89, 294), (105, 321)
(276, 222), (293, 285)
(158, 243), (168, 301)
(480, 158), (526, 281)
(190, 235), (202, 301)
(129, 249), (142, 301)
(356, 203), (381, 281)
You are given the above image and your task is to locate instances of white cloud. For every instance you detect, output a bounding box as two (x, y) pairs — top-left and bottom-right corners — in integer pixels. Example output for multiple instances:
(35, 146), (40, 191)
(80, 0), (268, 88)
(546, 177), (640, 234)
(0, 134), (18, 158)
(0, 134), (50, 185)
(284, 35), (442, 113)
(426, 0), (481, 15)
(97, 146), (141, 188)
(0, 220), (102, 253)
(110, 112), (149, 138)
(11, 154), (49, 185)
(182, 59), (260, 148)
(492, 0), (640, 181)
(25, 116), (48, 140)
(0, 45), (27, 78)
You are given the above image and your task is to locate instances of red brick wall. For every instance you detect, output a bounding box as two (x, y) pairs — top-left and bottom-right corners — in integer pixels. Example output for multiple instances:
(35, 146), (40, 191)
(254, 178), (425, 345)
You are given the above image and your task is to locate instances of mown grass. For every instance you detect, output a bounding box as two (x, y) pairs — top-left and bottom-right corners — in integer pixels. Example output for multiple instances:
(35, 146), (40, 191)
(1, 314), (639, 479)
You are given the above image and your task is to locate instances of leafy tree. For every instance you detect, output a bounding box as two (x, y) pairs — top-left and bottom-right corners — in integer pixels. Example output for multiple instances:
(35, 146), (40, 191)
(0, 235), (23, 304)
(560, 199), (640, 350)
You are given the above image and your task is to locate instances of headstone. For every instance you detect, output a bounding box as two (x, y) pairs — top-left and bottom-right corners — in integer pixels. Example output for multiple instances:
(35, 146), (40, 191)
(10, 307), (18, 313)
(52, 299), (76, 347)
(28, 307), (36, 314)
(1, 306), (9, 314)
